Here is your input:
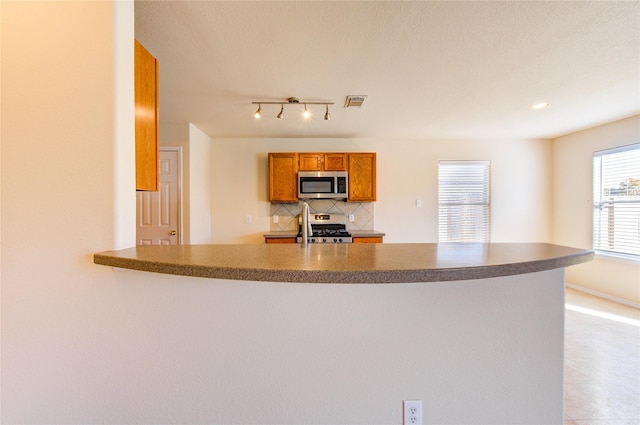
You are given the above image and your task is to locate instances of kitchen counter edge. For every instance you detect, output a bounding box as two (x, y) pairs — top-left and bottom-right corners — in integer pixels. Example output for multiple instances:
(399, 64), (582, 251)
(94, 243), (593, 284)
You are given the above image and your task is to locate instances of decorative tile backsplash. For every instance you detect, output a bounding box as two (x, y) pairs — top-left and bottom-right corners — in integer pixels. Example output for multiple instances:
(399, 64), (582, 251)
(270, 200), (374, 232)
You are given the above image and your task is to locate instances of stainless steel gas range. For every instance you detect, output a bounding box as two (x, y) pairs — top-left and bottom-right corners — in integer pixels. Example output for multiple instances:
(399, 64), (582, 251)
(296, 212), (352, 244)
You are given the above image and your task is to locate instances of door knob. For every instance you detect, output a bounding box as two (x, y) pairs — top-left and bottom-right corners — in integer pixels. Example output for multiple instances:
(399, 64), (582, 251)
(169, 230), (177, 236)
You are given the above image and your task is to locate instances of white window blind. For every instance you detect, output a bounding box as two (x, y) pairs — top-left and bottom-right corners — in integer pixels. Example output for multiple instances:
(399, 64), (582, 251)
(593, 143), (640, 258)
(438, 160), (490, 242)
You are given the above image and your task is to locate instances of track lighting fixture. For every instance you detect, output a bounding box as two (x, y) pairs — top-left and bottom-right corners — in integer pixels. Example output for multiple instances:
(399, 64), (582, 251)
(251, 97), (333, 121)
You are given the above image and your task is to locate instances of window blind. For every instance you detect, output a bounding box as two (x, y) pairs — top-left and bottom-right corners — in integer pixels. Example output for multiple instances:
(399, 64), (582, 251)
(438, 160), (490, 242)
(593, 143), (640, 258)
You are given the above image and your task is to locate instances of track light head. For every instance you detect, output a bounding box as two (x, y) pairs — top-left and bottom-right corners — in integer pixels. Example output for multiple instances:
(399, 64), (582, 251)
(251, 98), (333, 121)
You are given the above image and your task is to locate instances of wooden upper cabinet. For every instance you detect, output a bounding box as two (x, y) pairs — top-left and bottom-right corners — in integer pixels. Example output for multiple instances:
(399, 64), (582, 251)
(134, 39), (159, 191)
(324, 153), (347, 171)
(267, 152), (375, 203)
(299, 153), (347, 171)
(268, 153), (298, 202)
(298, 153), (324, 171)
(348, 153), (376, 202)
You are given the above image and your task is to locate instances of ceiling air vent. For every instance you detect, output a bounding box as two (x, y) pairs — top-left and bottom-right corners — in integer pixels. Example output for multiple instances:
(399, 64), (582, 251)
(344, 95), (368, 108)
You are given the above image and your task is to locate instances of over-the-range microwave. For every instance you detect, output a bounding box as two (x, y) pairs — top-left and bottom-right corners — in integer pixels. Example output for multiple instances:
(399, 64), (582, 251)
(298, 171), (348, 200)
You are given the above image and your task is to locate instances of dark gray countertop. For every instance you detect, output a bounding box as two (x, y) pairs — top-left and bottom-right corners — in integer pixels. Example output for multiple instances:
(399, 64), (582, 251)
(94, 243), (593, 284)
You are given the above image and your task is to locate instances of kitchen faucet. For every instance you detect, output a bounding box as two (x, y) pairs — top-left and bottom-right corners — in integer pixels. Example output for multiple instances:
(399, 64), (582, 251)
(301, 202), (312, 246)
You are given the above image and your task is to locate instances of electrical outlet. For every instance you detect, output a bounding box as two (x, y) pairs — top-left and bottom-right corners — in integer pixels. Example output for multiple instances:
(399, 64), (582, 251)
(348, 214), (355, 222)
(245, 215), (252, 224)
(403, 400), (422, 425)
(273, 215), (279, 224)
(416, 199), (423, 208)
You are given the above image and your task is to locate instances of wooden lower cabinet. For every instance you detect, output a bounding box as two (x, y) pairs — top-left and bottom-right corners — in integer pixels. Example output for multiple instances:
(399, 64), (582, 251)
(352, 236), (383, 243)
(266, 237), (382, 244)
(265, 237), (297, 244)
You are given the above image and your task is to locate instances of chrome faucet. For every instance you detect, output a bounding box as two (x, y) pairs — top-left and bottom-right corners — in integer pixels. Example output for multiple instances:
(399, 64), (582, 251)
(301, 202), (312, 246)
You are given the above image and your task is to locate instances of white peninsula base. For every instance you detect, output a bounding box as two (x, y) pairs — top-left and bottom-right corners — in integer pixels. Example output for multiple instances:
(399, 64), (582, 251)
(109, 267), (567, 424)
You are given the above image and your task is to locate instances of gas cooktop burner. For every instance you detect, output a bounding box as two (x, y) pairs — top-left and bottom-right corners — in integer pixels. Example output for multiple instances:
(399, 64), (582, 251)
(314, 229), (350, 237)
(296, 212), (352, 244)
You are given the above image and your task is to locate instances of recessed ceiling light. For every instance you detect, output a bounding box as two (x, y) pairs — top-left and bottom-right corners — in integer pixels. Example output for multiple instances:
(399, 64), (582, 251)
(529, 102), (550, 110)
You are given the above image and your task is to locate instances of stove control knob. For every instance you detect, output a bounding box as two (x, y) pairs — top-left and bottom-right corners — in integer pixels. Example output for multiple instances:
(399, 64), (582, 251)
(322, 238), (327, 243)
(311, 238), (316, 243)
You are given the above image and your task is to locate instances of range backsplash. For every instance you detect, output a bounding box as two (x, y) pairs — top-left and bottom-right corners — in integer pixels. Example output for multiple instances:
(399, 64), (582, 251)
(270, 200), (374, 232)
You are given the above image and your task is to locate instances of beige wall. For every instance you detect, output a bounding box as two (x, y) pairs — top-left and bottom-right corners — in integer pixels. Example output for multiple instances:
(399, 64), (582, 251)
(0, 4), (564, 422)
(211, 138), (552, 243)
(1, 1), (635, 423)
(552, 115), (640, 305)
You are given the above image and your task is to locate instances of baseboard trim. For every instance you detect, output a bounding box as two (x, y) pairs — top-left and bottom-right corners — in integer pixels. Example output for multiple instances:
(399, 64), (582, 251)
(566, 283), (640, 309)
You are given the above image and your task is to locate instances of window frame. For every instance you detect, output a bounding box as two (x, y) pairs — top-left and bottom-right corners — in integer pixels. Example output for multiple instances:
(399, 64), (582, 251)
(592, 143), (640, 260)
(438, 160), (491, 243)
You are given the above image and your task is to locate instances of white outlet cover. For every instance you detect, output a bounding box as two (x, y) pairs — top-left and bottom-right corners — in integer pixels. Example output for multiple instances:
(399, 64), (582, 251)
(403, 400), (422, 425)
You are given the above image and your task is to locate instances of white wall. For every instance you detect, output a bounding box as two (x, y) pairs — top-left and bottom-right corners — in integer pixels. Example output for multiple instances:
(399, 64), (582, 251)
(553, 115), (640, 305)
(188, 123), (212, 244)
(210, 138), (552, 243)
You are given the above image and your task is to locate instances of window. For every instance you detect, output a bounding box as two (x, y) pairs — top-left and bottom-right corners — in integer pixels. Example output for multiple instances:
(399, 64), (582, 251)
(438, 160), (490, 242)
(593, 144), (640, 258)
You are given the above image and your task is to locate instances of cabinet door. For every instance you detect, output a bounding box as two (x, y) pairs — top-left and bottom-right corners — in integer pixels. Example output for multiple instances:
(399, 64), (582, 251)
(324, 153), (347, 171)
(348, 153), (376, 202)
(134, 40), (159, 191)
(269, 153), (298, 202)
(352, 236), (383, 243)
(265, 237), (297, 244)
(299, 153), (324, 171)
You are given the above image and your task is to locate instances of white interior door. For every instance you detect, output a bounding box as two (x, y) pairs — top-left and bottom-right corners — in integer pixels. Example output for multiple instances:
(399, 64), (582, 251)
(136, 148), (181, 245)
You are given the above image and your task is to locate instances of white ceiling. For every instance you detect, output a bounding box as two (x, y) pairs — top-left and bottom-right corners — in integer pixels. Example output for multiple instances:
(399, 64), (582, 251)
(135, 1), (639, 140)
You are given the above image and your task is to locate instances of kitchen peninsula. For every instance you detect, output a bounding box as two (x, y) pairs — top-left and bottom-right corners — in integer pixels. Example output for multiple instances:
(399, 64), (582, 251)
(94, 243), (592, 423)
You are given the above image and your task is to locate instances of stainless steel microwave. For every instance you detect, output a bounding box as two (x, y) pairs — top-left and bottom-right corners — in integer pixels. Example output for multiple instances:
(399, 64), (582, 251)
(298, 171), (348, 200)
